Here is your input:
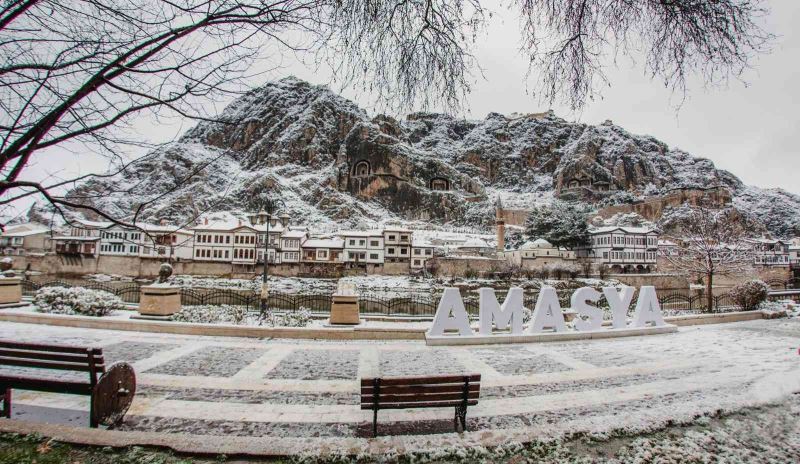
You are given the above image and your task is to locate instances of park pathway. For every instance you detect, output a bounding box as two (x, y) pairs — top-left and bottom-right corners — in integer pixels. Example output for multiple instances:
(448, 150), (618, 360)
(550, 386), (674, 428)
(0, 318), (798, 455)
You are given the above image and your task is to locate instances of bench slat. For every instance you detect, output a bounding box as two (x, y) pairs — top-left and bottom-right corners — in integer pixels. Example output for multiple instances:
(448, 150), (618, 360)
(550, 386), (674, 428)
(362, 391), (480, 404)
(0, 340), (101, 355)
(0, 349), (103, 364)
(0, 356), (103, 372)
(361, 400), (478, 410)
(0, 375), (94, 395)
(362, 384), (480, 395)
(361, 374), (481, 387)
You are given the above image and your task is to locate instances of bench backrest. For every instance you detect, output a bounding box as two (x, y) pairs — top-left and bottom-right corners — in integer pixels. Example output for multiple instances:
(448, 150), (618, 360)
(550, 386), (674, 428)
(361, 374), (481, 410)
(0, 340), (105, 386)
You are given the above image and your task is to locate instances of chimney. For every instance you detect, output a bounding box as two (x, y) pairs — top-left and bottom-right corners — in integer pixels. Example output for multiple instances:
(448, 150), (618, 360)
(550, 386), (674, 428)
(159, 218), (167, 226)
(204, 217), (208, 225)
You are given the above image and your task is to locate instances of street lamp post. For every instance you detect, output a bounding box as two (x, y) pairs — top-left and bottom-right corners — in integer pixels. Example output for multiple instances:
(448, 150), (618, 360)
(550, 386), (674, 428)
(247, 196), (285, 323)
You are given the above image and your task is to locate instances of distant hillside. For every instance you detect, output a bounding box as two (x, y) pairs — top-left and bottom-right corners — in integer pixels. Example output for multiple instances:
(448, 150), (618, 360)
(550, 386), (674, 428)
(67, 77), (800, 237)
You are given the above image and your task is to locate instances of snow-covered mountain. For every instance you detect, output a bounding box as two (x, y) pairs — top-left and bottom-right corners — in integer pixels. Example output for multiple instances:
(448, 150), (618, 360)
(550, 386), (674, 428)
(70, 77), (800, 237)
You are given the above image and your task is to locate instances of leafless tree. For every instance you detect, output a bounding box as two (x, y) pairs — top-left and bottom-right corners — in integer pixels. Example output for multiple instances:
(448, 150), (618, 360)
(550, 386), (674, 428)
(0, 0), (487, 231)
(518, 0), (772, 109)
(662, 204), (754, 311)
(0, 0), (773, 231)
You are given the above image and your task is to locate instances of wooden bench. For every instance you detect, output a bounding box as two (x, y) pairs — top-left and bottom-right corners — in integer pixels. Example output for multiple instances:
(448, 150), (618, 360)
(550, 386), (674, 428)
(361, 374), (481, 437)
(0, 340), (135, 428)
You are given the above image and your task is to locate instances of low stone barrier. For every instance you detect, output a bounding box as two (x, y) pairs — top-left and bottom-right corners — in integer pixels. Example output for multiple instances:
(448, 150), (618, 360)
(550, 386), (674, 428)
(0, 308), (774, 342)
(0, 311), (426, 340)
(664, 310), (767, 326)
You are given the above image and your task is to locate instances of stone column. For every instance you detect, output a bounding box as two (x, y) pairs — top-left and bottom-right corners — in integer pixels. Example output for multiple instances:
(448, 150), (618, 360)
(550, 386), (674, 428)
(329, 281), (360, 325)
(0, 277), (22, 305)
(138, 285), (181, 318)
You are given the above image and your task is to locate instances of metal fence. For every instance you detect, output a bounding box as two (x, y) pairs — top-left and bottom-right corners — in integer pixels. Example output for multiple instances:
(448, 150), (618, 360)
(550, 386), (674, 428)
(656, 292), (743, 313)
(22, 280), (141, 303)
(21, 279), (775, 316)
(765, 278), (799, 290)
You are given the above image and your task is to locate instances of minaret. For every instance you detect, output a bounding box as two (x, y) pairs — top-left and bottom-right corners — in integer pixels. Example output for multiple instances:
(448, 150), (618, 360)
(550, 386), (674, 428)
(495, 197), (505, 252)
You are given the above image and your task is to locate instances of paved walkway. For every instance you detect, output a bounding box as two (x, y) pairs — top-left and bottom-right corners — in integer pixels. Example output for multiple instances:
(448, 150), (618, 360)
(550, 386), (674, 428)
(1, 318), (799, 455)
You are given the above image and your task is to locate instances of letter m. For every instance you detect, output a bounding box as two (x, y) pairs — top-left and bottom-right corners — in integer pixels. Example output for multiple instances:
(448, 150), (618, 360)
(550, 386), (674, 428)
(479, 287), (524, 335)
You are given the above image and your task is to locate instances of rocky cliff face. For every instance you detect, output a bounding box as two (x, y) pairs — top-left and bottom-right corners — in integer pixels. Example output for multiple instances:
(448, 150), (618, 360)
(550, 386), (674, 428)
(70, 77), (800, 237)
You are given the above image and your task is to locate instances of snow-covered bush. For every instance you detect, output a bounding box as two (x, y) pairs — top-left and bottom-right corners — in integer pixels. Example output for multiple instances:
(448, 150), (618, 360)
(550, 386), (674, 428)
(280, 308), (312, 327)
(462, 267), (479, 279)
(172, 304), (248, 325)
(34, 287), (124, 316)
(262, 307), (312, 327)
(728, 280), (769, 311)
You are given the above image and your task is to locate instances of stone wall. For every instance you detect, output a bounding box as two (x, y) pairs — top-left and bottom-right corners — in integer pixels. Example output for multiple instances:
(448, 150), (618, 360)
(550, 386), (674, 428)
(598, 187), (732, 222)
(10, 255), (337, 279)
(431, 257), (507, 277)
(382, 262), (411, 275)
(617, 266), (792, 295)
(613, 274), (690, 293)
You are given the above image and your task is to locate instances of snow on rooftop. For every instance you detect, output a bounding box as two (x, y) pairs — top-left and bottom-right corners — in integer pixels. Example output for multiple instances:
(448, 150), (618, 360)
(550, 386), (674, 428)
(590, 226), (656, 234)
(282, 230), (308, 238)
(74, 219), (113, 229)
(337, 229), (383, 237)
(519, 238), (554, 249)
(1, 223), (49, 237)
(302, 238), (344, 248)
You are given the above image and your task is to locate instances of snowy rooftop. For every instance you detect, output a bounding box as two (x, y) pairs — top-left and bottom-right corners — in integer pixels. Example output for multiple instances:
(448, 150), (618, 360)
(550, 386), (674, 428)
(336, 230), (383, 237)
(520, 238), (554, 249)
(74, 218), (113, 229)
(745, 237), (787, 245)
(282, 230), (308, 239)
(1, 223), (49, 237)
(589, 226), (656, 234)
(302, 238), (344, 248)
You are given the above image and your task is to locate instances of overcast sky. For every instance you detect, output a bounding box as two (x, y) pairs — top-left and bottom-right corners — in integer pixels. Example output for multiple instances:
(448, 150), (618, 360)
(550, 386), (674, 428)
(14, 2), (799, 220)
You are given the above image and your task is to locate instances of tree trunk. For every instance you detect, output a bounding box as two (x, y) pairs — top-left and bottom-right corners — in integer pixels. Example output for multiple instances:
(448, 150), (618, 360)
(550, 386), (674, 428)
(706, 272), (714, 312)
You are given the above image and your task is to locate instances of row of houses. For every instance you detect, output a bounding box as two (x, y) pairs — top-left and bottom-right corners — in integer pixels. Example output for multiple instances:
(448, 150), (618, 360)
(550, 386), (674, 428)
(3, 218), (799, 275)
(3, 217), (440, 272)
(501, 226), (800, 273)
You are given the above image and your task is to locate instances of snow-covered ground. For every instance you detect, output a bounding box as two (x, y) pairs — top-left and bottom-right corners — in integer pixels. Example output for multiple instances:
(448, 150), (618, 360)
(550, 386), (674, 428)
(0, 317), (797, 460)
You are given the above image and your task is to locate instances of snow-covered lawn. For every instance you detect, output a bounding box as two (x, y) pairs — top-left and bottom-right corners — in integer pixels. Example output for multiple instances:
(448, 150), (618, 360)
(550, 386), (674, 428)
(0, 317), (797, 460)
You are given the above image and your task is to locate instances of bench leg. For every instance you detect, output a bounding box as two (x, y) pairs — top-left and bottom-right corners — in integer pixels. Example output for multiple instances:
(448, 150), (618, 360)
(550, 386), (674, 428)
(372, 409), (378, 437)
(89, 395), (98, 428)
(2, 388), (10, 419)
(454, 404), (467, 433)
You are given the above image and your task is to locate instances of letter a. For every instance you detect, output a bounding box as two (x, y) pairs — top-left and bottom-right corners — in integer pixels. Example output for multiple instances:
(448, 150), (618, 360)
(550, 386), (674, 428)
(479, 287), (524, 335)
(631, 286), (666, 327)
(571, 287), (603, 331)
(428, 288), (473, 336)
(529, 286), (567, 333)
(602, 286), (635, 329)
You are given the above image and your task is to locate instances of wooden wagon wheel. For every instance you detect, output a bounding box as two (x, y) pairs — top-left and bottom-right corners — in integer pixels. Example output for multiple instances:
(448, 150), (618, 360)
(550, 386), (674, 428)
(91, 362), (136, 427)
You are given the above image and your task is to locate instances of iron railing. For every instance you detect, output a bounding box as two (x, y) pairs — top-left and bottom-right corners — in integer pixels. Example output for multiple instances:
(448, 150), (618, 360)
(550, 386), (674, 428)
(22, 280), (141, 303)
(22, 279), (784, 316)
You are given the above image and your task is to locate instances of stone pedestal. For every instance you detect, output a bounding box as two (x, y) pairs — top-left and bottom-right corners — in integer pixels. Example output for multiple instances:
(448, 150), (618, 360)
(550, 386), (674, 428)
(138, 285), (181, 317)
(329, 295), (360, 325)
(0, 277), (22, 305)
